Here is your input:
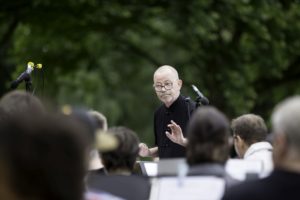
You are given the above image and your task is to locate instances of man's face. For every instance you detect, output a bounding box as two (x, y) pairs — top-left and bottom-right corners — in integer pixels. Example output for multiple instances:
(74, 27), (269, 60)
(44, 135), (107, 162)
(153, 70), (182, 107)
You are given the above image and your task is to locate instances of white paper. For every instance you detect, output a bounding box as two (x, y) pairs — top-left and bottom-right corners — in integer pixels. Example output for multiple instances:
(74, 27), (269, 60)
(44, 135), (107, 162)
(150, 176), (225, 200)
(144, 162), (158, 176)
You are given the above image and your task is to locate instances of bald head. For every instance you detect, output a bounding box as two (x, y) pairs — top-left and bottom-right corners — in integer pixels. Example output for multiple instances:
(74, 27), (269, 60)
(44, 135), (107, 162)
(153, 65), (182, 107)
(153, 65), (179, 82)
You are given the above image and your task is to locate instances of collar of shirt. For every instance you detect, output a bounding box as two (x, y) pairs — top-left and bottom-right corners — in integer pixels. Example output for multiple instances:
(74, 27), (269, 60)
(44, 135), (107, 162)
(164, 95), (184, 113)
(244, 141), (273, 159)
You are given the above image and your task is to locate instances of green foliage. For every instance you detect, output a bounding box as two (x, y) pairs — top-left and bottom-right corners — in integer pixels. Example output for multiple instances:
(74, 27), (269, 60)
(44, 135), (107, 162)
(1, 0), (300, 143)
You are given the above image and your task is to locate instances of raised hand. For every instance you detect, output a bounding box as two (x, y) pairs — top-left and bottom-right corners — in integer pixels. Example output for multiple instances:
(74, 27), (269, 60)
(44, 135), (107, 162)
(165, 120), (188, 147)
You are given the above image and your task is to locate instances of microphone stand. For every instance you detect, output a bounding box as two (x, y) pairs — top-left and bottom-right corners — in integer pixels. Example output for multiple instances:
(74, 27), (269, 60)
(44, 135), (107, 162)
(191, 84), (209, 108)
(25, 78), (32, 92)
(195, 96), (203, 108)
(22, 71), (33, 93)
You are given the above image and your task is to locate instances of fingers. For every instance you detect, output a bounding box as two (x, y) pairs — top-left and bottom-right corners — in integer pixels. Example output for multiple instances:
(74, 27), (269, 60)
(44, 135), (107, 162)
(165, 131), (171, 139)
(139, 143), (150, 157)
(166, 131), (176, 143)
(139, 143), (148, 152)
(168, 125), (175, 133)
(168, 120), (180, 129)
(170, 120), (179, 127)
(139, 143), (149, 149)
(168, 120), (182, 135)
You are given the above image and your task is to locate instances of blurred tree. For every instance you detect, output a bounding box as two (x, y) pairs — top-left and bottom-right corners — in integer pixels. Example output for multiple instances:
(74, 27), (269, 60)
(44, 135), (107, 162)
(1, 0), (300, 144)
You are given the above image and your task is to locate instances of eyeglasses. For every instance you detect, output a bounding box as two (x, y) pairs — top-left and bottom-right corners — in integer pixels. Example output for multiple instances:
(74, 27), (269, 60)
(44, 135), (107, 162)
(153, 82), (173, 91)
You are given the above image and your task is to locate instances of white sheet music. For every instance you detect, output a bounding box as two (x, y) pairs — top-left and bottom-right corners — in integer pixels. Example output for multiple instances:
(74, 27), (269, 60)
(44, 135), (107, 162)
(144, 162), (158, 176)
(150, 176), (225, 200)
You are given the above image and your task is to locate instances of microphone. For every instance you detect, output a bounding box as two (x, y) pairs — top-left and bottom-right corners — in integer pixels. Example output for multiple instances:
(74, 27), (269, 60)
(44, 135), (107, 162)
(11, 62), (35, 89)
(191, 84), (209, 105)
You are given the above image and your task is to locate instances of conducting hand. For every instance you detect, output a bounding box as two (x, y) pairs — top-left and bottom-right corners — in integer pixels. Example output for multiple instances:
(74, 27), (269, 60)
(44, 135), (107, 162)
(139, 143), (151, 157)
(166, 120), (188, 147)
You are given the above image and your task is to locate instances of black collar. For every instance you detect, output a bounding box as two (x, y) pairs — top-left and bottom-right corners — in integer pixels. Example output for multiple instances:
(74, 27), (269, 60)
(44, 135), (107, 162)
(164, 95), (184, 113)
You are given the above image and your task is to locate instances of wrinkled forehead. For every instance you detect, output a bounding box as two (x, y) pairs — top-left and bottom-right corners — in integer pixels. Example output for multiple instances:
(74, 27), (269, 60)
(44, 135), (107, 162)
(153, 68), (179, 83)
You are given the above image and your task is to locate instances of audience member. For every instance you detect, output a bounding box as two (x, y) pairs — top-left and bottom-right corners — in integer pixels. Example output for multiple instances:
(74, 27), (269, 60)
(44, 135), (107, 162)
(0, 90), (45, 116)
(222, 96), (300, 200)
(231, 114), (273, 175)
(101, 126), (140, 175)
(87, 110), (108, 174)
(87, 126), (151, 200)
(0, 112), (88, 200)
(89, 110), (108, 131)
(186, 106), (239, 188)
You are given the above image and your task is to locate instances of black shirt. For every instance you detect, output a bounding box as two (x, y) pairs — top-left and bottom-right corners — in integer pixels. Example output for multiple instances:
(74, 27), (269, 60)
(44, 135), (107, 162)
(222, 169), (300, 200)
(154, 95), (196, 158)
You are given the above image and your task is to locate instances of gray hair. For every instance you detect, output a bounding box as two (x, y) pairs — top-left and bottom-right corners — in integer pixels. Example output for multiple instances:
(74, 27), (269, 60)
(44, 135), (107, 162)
(272, 96), (300, 152)
(153, 65), (180, 80)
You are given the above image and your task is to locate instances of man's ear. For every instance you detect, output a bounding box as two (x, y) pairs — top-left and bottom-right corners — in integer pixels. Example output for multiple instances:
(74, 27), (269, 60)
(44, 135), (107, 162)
(177, 79), (183, 88)
(236, 134), (248, 147)
(236, 135), (243, 143)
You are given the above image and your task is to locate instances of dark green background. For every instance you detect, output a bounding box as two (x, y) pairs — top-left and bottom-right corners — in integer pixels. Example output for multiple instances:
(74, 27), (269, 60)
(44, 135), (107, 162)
(1, 0), (300, 144)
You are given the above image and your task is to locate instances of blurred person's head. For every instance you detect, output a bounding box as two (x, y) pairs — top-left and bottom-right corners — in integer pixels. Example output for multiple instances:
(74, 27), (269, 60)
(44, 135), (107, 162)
(63, 107), (97, 144)
(100, 126), (140, 174)
(87, 110), (108, 171)
(0, 112), (88, 200)
(153, 65), (182, 107)
(231, 114), (268, 158)
(88, 110), (108, 131)
(271, 96), (300, 171)
(0, 90), (45, 116)
(186, 106), (230, 166)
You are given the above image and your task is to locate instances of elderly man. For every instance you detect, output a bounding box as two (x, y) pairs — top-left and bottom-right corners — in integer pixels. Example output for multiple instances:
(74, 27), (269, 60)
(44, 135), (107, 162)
(222, 96), (300, 200)
(139, 65), (196, 159)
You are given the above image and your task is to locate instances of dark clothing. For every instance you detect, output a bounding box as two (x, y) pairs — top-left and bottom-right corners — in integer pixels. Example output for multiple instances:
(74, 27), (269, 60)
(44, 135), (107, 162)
(88, 168), (106, 175)
(154, 95), (196, 158)
(222, 168), (300, 200)
(86, 174), (151, 200)
(188, 163), (240, 190)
